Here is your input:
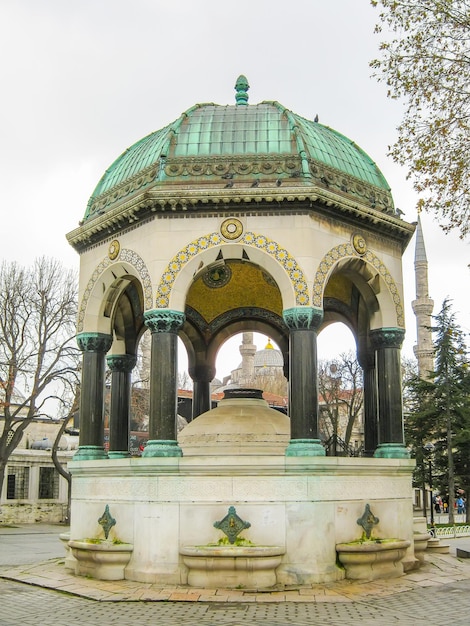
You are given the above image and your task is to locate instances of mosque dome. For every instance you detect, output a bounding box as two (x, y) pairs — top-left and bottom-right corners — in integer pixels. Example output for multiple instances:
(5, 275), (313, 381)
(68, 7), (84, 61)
(79, 75), (396, 232)
(254, 339), (284, 368)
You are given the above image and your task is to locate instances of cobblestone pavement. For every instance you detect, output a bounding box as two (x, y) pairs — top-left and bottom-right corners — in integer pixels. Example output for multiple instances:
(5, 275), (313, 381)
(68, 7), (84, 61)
(2, 525), (470, 625)
(1, 576), (470, 625)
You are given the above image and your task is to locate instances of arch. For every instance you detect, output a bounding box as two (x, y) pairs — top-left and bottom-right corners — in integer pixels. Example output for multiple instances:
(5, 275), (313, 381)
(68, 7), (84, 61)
(312, 243), (404, 329)
(155, 230), (310, 311)
(77, 248), (152, 334)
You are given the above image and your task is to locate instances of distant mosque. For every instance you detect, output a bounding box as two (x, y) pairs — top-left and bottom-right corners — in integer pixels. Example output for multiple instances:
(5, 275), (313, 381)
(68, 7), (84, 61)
(211, 332), (287, 399)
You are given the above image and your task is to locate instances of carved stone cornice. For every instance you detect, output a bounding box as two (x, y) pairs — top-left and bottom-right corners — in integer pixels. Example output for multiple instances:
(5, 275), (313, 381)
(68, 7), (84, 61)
(66, 185), (415, 253)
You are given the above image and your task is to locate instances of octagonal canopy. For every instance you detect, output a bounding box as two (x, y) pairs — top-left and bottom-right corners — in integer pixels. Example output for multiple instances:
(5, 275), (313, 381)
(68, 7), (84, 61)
(83, 76), (393, 222)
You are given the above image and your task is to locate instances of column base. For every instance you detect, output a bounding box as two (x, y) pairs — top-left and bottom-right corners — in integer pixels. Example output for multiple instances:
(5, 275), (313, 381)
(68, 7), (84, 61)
(373, 443), (410, 459)
(285, 439), (325, 457)
(107, 451), (131, 459)
(73, 445), (108, 461)
(142, 440), (183, 458)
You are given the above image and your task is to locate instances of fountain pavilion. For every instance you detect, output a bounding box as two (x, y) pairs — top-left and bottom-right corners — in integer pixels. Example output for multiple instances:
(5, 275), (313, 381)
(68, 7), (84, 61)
(66, 76), (417, 585)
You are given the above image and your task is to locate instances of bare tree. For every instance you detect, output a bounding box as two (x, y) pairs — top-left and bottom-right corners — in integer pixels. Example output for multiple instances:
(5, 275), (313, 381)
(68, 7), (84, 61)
(318, 352), (364, 453)
(51, 387), (80, 523)
(0, 257), (79, 497)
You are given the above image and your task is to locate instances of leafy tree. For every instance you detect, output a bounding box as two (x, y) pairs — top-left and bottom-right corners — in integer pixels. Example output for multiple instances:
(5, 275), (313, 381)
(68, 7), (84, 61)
(318, 352), (364, 455)
(405, 299), (470, 523)
(371, 0), (470, 237)
(0, 258), (79, 498)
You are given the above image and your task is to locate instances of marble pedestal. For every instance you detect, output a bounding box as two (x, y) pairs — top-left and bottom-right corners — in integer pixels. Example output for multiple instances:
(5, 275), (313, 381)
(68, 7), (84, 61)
(68, 455), (415, 586)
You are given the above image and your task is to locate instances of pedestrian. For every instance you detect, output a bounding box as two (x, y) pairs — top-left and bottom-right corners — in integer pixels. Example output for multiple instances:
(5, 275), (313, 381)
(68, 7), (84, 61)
(457, 496), (465, 514)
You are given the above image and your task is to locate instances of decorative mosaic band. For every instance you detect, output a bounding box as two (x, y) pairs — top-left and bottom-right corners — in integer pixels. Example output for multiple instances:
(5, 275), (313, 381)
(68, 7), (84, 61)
(77, 246), (153, 333)
(144, 309), (185, 333)
(283, 307), (323, 330)
(156, 230), (310, 308)
(106, 354), (138, 373)
(312, 241), (404, 328)
(76, 332), (113, 353)
(369, 327), (405, 350)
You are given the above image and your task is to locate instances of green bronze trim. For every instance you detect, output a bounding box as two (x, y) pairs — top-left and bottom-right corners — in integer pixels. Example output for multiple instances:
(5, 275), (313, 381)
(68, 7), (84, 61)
(107, 450), (131, 459)
(144, 309), (185, 333)
(106, 354), (137, 373)
(73, 445), (108, 461)
(98, 504), (116, 540)
(370, 327), (405, 350)
(283, 307), (323, 330)
(357, 504), (379, 539)
(285, 438), (326, 457)
(214, 506), (251, 544)
(142, 439), (183, 458)
(373, 443), (410, 459)
(76, 332), (113, 353)
(234, 75), (249, 105)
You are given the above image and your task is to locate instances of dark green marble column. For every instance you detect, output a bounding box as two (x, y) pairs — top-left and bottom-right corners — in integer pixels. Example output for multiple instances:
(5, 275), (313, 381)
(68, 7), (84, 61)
(189, 364), (216, 420)
(283, 307), (325, 457)
(358, 350), (378, 457)
(106, 354), (137, 458)
(370, 327), (409, 459)
(75, 332), (113, 461)
(142, 309), (185, 457)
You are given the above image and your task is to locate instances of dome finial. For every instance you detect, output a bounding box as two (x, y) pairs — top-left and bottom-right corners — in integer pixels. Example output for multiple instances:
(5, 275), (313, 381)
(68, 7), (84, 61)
(235, 75), (249, 105)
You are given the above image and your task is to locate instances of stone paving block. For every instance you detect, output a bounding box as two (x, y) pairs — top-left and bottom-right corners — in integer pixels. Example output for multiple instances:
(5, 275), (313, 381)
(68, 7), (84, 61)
(314, 594), (353, 602)
(169, 591), (202, 601)
(197, 594), (229, 602)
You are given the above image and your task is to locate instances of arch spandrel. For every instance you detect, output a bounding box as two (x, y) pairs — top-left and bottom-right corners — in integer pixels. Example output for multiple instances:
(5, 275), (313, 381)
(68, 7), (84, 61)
(155, 230), (310, 312)
(313, 242), (405, 330)
(77, 247), (152, 334)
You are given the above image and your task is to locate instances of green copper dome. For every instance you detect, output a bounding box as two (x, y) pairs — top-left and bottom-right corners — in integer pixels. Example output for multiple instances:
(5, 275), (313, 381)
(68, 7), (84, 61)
(83, 77), (395, 222)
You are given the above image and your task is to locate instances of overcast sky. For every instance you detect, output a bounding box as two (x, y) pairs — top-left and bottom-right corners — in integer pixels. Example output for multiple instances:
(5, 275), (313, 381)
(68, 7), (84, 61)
(1, 0), (468, 378)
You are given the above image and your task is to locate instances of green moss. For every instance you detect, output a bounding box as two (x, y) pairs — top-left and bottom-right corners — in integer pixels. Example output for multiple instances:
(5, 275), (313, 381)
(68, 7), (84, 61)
(202, 535), (256, 547)
(217, 536), (255, 547)
(82, 537), (127, 545)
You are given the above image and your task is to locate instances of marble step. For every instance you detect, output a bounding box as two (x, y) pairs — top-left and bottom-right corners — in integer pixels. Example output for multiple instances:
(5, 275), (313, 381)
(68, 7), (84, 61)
(426, 537), (450, 553)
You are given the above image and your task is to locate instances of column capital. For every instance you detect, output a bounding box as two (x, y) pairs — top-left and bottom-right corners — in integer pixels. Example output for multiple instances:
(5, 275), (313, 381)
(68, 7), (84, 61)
(76, 332), (112, 353)
(188, 364), (216, 383)
(370, 327), (405, 350)
(106, 354), (137, 373)
(283, 307), (323, 330)
(144, 309), (185, 333)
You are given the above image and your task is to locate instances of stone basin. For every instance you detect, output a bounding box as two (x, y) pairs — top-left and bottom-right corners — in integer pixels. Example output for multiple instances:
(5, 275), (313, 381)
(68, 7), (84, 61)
(180, 545), (285, 588)
(336, 539), (410, 581)
(68, 540), (133, 581)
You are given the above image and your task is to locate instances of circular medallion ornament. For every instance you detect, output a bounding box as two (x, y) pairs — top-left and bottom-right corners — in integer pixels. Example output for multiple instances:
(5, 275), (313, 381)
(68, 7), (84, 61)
(352, 233), (367, 256)
(108, 240), (120, 260)
(202, 264), (232, 288)
(220, 218), (243, 241)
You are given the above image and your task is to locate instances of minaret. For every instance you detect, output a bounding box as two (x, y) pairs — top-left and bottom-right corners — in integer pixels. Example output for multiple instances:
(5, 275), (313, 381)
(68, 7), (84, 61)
(239, 332), (256, 386)
(411, 213), (434, 378)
